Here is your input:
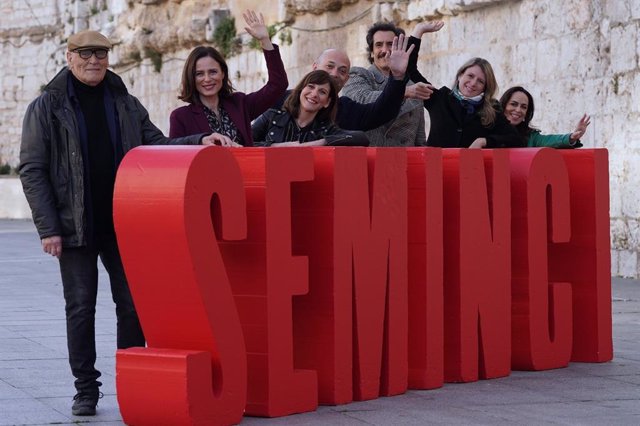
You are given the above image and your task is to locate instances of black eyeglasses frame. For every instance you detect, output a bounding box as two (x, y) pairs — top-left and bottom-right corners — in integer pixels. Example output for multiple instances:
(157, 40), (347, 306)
(74, 48), (109, 60)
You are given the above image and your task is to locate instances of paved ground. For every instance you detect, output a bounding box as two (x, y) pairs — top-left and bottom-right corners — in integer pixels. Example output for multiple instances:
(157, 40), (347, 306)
(0, 218), (638, 425)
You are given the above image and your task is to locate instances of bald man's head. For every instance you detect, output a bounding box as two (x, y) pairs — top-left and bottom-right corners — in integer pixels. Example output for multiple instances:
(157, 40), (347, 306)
(313, 49), (351, 91)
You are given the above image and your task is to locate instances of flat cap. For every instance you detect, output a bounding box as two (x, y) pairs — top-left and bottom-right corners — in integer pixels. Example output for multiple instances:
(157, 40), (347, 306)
(67, 30), (112, 51)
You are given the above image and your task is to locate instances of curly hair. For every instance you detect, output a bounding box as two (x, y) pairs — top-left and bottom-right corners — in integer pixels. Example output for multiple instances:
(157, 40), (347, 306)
(365, 22), (405, 64)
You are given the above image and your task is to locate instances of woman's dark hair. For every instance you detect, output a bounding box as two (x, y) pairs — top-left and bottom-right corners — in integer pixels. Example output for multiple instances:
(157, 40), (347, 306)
(499, 86), (537, 139)
(178, 46), (233, 104)
(283, 70), (339, 123)
(366, 22), (405, 64)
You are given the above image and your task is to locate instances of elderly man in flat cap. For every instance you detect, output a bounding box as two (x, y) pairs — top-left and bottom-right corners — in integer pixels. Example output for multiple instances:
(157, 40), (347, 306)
(19, 30), (220, 416)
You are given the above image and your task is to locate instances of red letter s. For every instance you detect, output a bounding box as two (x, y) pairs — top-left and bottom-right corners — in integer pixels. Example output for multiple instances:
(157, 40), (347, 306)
(114, 146), (247, 425)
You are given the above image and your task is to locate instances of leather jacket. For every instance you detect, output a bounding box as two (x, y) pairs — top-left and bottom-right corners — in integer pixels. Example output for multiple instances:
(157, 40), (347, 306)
(251, 109), (369, 147)
(19, 67), (203, 247)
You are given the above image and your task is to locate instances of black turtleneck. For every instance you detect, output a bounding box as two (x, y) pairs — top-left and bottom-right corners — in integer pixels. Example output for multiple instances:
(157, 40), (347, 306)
(71, 75), (116, 241)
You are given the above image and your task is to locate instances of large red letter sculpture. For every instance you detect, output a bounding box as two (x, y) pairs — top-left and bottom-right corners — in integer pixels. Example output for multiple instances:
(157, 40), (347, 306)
(332, 148), (409, 400)
(114, 146), (247, 426)
(291, 148), (414, 403)
(223, 148), (318, 417)
(556, 150), (613, 362)
(510, 148), (573, 370)
(113, 147), (613, 426)
(407, 148), (444, 390)
(287, 148), (359, 405)
(442, 149), (512, 382)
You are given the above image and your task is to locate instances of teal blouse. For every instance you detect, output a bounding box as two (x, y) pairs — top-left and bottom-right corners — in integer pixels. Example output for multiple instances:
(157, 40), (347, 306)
(527, 130), (581, 148)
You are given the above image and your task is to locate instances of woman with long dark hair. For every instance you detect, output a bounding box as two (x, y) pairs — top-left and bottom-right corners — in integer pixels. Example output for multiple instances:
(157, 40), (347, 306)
(500, 86), (590, 148)
(169, 10), (288, 146)
(252, 70), (368, 147)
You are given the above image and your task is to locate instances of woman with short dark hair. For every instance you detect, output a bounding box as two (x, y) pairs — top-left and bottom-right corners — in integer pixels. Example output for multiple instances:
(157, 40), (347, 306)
(169, 10), (288, 146)
(252, 70), (368, 147)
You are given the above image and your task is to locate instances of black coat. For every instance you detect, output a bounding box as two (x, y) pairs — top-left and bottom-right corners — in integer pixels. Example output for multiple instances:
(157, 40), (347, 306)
(407, 36), (522, 148)
(19, 68), (203, 246)
(251, 108), (369, 146)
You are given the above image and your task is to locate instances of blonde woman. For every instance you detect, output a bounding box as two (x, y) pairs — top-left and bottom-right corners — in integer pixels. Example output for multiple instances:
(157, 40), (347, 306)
(407, 22), (521, 148)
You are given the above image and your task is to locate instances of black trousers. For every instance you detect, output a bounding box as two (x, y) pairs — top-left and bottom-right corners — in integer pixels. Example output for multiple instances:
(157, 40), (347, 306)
(59, 234), (145, 395)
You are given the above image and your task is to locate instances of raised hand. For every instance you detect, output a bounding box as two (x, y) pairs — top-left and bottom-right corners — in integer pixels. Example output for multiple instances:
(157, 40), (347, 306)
(570, 113), (591, 142)
(243, 10), (273, 50)
(411, 20), (445, 38)
(388, 33), (415, 80)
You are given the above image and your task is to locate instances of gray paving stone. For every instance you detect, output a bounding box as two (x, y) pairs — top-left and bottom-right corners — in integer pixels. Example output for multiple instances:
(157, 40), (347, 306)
(610, 374), (640, 386)
(0, 397), (70, 425)
(0, 378), (29, 399)
(569, 358), (640, 377)
(515, 375), (640, 402)
(0, 358), (72, 398)
(39, 394), (124, 423)
(0, 338), (61, 361)
(474, 400), (640, 426)
(26, 335), (68, 354)
(0, 327), (14, 339)
(241, 407), (368, 425)
(334, 401), (517, 425)
(406, 379), (559, 407)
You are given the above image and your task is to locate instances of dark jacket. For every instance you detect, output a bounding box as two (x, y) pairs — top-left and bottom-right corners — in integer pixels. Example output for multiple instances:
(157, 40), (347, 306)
(251, 108), (369, 146)
(19, 67), (203, 247)
(169, 46), (288, 146)
(273, 75), (407, 131)
(407, 36), (522, 148)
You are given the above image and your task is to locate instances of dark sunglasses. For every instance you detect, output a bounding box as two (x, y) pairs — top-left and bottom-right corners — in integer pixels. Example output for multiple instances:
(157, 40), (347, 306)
(75, 48), (108, 60)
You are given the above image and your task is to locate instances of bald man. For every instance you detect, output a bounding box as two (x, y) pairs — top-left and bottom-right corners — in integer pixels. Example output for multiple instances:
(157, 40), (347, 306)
(273, 35), (421, 131)
(311, 49), (352, 92)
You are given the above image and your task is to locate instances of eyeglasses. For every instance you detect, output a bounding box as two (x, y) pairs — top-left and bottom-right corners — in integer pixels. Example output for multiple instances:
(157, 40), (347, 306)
(74, 48), (108, 60)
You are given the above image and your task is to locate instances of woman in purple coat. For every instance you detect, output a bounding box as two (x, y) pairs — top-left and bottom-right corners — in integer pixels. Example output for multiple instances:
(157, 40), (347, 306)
(169, 10), (288, 146)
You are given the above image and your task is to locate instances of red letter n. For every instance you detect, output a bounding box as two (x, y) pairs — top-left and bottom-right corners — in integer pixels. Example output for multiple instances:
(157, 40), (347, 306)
(442, 149), (511, 382)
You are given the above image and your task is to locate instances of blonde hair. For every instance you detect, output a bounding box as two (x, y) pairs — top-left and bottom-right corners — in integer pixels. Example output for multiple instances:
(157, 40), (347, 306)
(453, 58), (498, 127)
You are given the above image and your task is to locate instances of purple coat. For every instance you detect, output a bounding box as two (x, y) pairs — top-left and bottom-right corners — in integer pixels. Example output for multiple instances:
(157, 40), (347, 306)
(169, 46), (288, 146)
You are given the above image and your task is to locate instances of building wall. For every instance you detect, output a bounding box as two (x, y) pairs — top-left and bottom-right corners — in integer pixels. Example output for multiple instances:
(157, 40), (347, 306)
(1, 0), (639, 277)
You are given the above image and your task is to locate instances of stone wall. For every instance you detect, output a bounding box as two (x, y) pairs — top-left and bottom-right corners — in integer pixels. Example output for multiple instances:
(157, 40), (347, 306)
(1, 0), (639, 278)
